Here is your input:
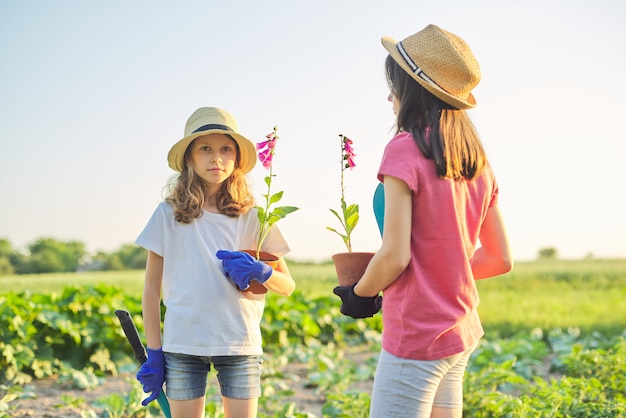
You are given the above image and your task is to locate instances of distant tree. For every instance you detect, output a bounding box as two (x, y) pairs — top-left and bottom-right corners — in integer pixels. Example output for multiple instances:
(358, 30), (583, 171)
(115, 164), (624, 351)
(538, 247), (558, 259)
(0, 238), (15, 275)
(117, 244), (147, 269)
(22, 249), (65, 273)
(0, 238), (148, 274)
(0, 238), (29, 275)
(83, 250), (116, 271)
(0, 256), (13, 275)
(90, 244), (147, 271)
(105, 252), (126, 270)
(0, 238), (12, 257)
(8, 251), (28, 274)
(21, 238), (87, 273)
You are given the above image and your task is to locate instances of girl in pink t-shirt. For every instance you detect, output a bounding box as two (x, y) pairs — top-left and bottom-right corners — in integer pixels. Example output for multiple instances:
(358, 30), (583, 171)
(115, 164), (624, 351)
(333, 24), (513, 417)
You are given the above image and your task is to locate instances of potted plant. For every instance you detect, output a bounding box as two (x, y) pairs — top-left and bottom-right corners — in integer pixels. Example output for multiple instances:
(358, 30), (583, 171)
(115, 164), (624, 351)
(327, 134), (374, 286)
(243, 126), (299, 296)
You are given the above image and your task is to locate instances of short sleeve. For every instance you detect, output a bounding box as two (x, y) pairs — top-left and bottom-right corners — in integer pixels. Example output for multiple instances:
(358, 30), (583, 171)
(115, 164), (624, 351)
(135, 202), (168, 256)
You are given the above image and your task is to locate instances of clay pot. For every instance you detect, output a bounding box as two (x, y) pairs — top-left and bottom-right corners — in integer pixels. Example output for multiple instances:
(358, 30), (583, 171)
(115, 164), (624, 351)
(238, 250), (279, 300)
(332, 252), (375, 287)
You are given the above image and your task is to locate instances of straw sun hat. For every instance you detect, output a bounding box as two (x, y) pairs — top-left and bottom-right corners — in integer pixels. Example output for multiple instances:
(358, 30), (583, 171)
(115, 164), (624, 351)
(382, 24), (481, 110)
(167, 107), (257, 173)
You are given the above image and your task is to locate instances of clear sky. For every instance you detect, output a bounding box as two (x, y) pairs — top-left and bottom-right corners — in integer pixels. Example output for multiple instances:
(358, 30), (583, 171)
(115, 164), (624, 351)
(1, 0), (625, 262)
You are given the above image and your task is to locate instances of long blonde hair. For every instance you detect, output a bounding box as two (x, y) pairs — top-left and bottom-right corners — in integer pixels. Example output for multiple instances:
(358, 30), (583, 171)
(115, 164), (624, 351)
(165, 139), (254, 223)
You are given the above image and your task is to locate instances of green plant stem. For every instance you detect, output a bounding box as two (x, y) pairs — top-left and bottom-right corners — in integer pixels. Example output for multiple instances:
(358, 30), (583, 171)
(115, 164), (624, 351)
(257, 164), (274, 259)
(339, 137), (352, 252)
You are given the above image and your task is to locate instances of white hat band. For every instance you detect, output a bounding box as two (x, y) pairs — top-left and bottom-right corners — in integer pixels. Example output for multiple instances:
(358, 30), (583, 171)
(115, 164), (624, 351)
(396, 41), (445, 93)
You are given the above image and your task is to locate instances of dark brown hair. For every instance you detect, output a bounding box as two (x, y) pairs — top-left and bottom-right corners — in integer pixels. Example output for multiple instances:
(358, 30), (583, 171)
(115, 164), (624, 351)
(385, 55), (486, 180)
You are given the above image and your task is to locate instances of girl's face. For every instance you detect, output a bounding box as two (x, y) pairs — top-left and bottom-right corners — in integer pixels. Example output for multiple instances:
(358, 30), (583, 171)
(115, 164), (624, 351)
(188, 134), (238, 188)
(388, 91), (399, 115)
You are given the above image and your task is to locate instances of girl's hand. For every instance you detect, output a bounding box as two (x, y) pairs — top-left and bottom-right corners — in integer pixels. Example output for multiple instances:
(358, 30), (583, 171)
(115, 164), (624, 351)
(216, 250), (273, 290)
(136, 347), (165, 406)
(333, 284), (382, 318)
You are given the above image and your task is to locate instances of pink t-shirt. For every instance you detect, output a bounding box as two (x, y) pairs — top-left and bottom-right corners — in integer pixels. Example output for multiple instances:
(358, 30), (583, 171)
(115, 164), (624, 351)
(377, 131), (498, 360)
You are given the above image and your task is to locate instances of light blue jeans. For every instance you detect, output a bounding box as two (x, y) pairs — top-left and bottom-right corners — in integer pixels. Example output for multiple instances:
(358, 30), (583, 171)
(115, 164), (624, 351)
(164, 352), (263, 400)
(369, 344), (477, 417)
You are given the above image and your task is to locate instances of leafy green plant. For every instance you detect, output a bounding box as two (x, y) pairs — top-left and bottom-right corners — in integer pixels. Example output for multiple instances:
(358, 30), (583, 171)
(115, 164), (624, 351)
(94, 380), (156, 418)
(0, 384), (35, 417)
(463, 330), (626, 417)
(322, 392), (371, 418)
(57, 394), (87, 409)
(1, 279), (626, 416)
(0, 285), (141, 384)
(470, 330), (548, 379)
(558, 337), (626, 403)
(261, 292), (382, 348)
(58, 367), (101, 390)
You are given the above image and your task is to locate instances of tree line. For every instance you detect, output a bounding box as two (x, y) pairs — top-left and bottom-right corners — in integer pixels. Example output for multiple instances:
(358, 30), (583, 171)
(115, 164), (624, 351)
(0, 237), (147, 275)
(0, 236), (568, 276)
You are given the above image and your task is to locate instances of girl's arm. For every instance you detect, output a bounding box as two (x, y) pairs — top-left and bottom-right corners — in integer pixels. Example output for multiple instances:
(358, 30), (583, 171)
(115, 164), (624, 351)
(142, 251), (164, 349)
(471, 205), (513, 279)
(354, 175), (413, 297)
(262, 256), (296, 296)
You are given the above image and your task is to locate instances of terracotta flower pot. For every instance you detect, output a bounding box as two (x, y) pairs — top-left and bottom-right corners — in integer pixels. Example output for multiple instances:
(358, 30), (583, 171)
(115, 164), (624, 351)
(238, 250), (279, 300)
(332, 252), (375, 287)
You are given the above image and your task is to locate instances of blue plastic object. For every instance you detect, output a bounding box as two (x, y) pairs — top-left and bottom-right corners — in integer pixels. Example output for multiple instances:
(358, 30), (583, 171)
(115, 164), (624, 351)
(373, 183), (385, 236)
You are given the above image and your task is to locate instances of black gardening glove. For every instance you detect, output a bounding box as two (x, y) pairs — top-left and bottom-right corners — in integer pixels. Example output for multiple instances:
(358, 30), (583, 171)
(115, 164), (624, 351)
(333, 283), (382, 319)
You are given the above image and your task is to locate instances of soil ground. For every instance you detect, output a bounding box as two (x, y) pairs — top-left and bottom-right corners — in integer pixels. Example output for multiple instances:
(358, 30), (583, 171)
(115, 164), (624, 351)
(4, 358), (374, 417)
(5, 375), (135, 418)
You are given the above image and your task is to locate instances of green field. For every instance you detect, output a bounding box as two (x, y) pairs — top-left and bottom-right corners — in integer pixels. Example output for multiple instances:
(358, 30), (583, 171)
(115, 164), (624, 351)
(2, 258), (625, 337)
(1, 258), (625, 416)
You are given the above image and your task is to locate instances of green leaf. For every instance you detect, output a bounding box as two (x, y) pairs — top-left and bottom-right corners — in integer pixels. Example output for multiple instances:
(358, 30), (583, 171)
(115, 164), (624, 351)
(328, 209), (345, 226)
(344, 203), (359, 218)
(256, 207), (266, 222)
(345, 212), (359, 229)
(269, 191), (284, 205)
(266, 213), (282, 227)
(272, 206), (299, 217)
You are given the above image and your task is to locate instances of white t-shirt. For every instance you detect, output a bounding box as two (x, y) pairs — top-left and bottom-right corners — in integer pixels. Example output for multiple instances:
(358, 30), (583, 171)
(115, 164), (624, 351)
(136, 201), (290, 356)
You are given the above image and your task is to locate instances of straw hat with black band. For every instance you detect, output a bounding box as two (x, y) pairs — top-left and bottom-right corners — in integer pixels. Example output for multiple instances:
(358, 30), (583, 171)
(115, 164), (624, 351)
(382, 24), (481, 110)
(167, 107), (257, 173)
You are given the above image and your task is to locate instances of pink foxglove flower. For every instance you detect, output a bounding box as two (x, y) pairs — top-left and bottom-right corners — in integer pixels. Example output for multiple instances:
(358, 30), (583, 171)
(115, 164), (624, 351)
(342, 136), (356, 170)
(254, 126), (299, 259)
(327, 134), (360, 252)
(256, 133), (277, 169)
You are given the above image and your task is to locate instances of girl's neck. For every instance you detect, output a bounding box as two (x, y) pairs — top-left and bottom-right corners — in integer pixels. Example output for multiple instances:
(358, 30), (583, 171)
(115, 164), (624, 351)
(203, 193), (219, 213)
(201, 181), (222, 212)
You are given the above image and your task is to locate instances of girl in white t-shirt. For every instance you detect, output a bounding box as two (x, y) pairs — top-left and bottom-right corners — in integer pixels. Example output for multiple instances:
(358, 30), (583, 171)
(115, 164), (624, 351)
(135, 107), (295, 418)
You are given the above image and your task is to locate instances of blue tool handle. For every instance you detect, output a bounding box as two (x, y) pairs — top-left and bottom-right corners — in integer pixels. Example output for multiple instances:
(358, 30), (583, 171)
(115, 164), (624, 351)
(157, 391), (171, 417)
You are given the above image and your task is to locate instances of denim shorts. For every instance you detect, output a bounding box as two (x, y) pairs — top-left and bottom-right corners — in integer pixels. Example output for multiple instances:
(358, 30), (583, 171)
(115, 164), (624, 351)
(164, 352), (263, 401)
(369, 343), (478, 417)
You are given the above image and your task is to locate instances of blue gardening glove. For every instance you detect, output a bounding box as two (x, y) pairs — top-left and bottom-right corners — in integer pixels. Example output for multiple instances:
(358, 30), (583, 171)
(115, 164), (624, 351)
(216, 250), (273, 290)
(136, 347), (165, 406)
(333, 283), (382, 319)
